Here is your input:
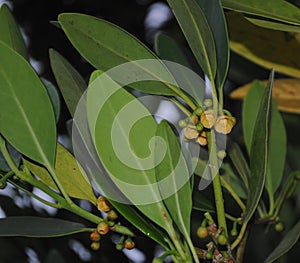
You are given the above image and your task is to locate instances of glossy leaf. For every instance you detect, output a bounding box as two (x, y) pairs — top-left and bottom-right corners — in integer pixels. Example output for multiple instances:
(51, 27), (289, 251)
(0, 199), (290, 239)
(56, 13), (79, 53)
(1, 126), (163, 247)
(0, 42), (56, 167)
(87, 73), (173, 231)
(0, 4), (27, 59)
(166, 0), (217, 79)
(243, 80), (286, 197)
(265, 220), (300, 263)
(227, 12), (300, 79)
(196, 0), (229, 89)
(49, 48), (87, 117)
(231, 78), (300, 114)
(244, 71), (274, 224)
(24, 143), (97, 203)
(155, 120), (192, 234)
(0, 216), (87, 237)
(222, 0), (300, 26)
(58, 13), (177, 96)
(154, 33), (205, 104)
(41, 78), (61, 123)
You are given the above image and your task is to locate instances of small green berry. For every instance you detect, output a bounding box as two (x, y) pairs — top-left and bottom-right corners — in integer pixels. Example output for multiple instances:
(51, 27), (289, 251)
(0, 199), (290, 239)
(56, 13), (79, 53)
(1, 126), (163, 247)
(206, 250), (213, 260)
(204, 99), (213, 108)
(217, 234), (227, 245)
(196, 122), (204, 131)
(194, 107), (203, 116)
(178, 119), (187, 128)
(275, 222), (284, 232)
(116, 243), (123, 250)
(197, 226), (209, 238)
(217, 150), (227, 159)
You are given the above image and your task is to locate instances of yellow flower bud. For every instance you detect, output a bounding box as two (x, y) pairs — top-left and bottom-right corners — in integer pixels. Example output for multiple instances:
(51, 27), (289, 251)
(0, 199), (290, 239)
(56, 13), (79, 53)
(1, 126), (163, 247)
(200, 110), (216, 129)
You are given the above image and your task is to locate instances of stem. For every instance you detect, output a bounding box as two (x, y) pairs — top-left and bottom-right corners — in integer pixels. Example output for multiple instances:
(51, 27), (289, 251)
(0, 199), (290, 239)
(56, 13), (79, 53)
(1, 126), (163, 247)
(236, 230), (249, 263)
(207, 130), (228, 237)
(230, 223), (247, 250)
(220, 177), (246, 211)
(170, 98), (192, 116)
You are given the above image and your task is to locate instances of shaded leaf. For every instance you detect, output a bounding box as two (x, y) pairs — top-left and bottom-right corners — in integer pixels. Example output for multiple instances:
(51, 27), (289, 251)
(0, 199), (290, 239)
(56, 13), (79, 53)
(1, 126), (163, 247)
(196, 0), (229, 89)
(192, 190), (215, 213)
(245, 15), (300, 33)
(227, 141), (249, 189)
(58, 13), (178, 96)
(166, 0), (217, 79)
(0, 216), (88, 237)
(155, 120), (192, 234)
(49, 48), (87, 117)
(24, 143), (97, 203)
(109, 200), (170, 249)
(0, 42), (56, 167)
(222, 0), (300, 26)
(221, 163), (247, 199)
(0, 4), (27, 59)
(243, 80), (286, 197)
(265, 220), (300, 263)
(231, 78), (300, 114)
(227, 12), (300, 79)
(41, 78), (61, 123)
(0, 143), (21, 172)
(244, 70), (274, 224)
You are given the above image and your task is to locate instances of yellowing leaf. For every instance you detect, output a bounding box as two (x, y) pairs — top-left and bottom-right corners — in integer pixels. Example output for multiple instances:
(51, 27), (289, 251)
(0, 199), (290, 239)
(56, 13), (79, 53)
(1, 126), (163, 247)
(230, 79), (300, 114)
(24, 143), (96, 203)
(227, 12), (300, 79)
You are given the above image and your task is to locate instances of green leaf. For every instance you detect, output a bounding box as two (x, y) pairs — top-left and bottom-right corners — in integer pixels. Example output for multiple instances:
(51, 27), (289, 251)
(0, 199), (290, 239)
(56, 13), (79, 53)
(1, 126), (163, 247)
(244, 70), (274, 224)
(155, 120), (192, 234)
(154, 33), (205, 104)
(0, 42), (56, 167)
(221, 163), (247, 199)
(222, 0), (300, 26)
(243, 80), (286, 197)
(87, 73), (173, 231)
(245, 15), (300, 33)
(192, 190), (215, 213)
(166, 0), (217, 79)
(49, 48), (87, 117)
(24, 143), (97, 203)
(58, 13), (177, 96)
(109, 200), (170, 249)
(196, 0), (229, 89)
(264, 220), (300, 263)
(0, 216), (87, 237)
(0, 4), (27, 59)
(41, 78), (61, 123)
(227, 141), (250, 189)
(60, 69), (171, 249)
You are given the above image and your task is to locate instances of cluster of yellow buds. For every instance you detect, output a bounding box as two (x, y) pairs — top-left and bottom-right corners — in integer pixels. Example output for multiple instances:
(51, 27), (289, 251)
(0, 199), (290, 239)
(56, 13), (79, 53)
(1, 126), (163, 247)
(179, 102), (236, 146)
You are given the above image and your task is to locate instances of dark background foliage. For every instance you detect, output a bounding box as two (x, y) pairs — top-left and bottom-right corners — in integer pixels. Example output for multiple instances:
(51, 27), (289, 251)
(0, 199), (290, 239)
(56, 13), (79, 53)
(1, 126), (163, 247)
(0, 0), (299, 262)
